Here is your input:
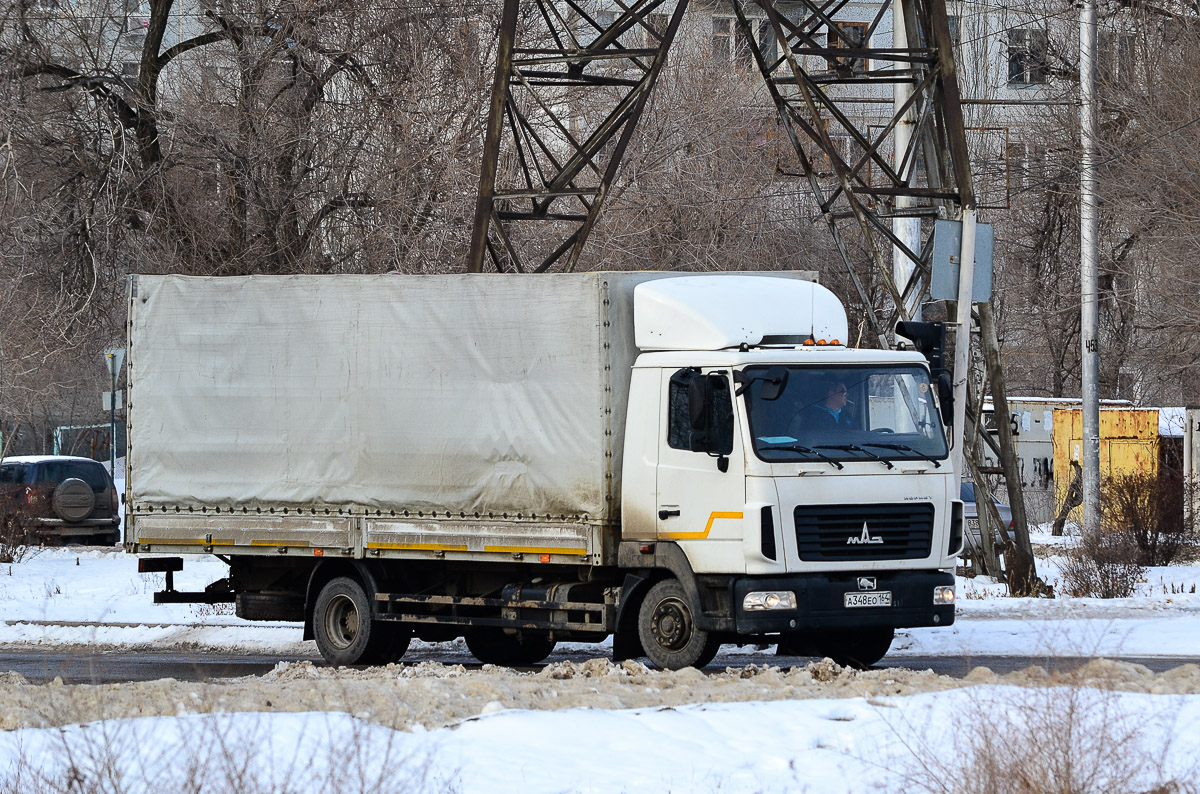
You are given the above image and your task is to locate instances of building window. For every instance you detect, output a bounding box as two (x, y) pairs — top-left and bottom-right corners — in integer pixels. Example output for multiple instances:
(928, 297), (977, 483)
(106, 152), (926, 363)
(1006, 141), (1045, 190)
(713, 16), (775, 68)
(591, 10), (669, 49)
(1007, 28), (1049, 85)
(825, 21), (868, 75)
(643, 12), (669, 47)
(1098, 31), (1135, 84)
(115, 62), (140, 94)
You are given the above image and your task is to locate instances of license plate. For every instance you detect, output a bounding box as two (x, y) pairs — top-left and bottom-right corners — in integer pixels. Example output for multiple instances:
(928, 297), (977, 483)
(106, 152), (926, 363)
(844, 591), (892, 608)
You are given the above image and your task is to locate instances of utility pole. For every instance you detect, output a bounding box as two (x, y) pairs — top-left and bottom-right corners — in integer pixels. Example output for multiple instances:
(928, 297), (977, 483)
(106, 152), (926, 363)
(893, 5), (922, 321)
(103, 348), (124, 476)
(1079, 0), (1102, 535)
(950, 210), (977, 480)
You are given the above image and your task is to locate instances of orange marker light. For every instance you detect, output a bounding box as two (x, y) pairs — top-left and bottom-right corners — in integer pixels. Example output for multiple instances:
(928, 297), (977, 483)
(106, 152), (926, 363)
(540, 553), (551, 563)
(314, 548), (324, 556)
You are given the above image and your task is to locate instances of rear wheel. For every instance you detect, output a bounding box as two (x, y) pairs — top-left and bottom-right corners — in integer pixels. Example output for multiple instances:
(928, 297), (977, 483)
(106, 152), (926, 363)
(465, 628), (556, 666)
(312, 576), (397, 666)
(814, 628), (894, 669)
(637, 579), (721, 670)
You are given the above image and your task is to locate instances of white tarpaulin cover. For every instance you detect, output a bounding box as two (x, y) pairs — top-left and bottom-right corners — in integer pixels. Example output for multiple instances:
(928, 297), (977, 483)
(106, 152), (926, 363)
(129, 274), (647, 520)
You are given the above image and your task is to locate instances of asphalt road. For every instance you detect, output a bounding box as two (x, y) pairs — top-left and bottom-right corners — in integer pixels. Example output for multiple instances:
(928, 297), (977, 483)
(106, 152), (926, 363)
(1, 647), (1195, 685)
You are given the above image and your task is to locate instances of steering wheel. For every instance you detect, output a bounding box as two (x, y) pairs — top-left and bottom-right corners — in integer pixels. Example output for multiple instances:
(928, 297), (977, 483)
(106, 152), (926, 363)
(873, 427), (895, 434)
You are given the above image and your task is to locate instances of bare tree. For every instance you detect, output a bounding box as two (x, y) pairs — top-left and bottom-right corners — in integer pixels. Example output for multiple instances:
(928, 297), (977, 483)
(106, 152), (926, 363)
(0, 0), (499, 442)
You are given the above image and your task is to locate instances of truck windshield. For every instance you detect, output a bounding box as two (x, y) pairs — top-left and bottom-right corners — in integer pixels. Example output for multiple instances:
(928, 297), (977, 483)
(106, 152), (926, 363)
(742, 365), (949, 464)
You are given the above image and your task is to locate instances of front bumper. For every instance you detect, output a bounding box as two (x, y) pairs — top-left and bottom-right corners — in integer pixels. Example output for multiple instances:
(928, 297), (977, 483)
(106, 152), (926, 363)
(733, 570), (955, 634)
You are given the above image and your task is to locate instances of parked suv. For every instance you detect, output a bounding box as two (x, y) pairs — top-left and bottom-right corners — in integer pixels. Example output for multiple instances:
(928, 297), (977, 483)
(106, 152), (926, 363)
(0, 456), (121, 545)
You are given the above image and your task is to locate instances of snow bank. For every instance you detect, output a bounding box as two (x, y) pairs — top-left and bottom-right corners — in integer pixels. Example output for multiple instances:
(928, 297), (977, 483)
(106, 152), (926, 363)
(2, 674), (1200, 794)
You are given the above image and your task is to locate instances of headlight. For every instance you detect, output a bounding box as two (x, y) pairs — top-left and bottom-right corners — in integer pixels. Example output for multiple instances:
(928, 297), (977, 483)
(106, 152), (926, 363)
(933, 585), (955, 605)
(743, 591), (797, 611)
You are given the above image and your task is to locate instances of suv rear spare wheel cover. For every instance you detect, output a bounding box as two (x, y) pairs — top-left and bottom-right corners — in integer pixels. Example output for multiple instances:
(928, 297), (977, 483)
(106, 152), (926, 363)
(52, 478), (96, 522)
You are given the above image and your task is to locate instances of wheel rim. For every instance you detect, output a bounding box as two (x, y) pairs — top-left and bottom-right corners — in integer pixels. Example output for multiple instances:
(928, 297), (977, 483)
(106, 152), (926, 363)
(649, 596), (693, 652)
(323, 593), (360, 650)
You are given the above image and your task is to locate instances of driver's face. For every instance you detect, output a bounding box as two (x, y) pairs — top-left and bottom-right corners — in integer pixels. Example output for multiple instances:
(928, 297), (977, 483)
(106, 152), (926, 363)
(825, 383), (848, 410)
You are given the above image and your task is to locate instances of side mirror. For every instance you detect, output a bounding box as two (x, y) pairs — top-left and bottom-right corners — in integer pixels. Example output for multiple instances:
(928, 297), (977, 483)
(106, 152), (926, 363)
(896, 321), (947, 376)
(733, 366), (789, 399)
(760, 366), (789, 401)
(687, 376), (712, 449)
(937, 373), (953, 427)
(684, 372), (734, 459)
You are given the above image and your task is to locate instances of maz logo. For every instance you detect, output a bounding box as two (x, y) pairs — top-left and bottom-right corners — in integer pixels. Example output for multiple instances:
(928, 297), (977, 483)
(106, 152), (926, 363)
(846, 522), (884, 545)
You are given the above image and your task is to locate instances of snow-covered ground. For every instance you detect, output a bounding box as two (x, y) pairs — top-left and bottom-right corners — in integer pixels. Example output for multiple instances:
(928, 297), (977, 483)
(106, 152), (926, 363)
(4, 496), (1200, 792)
(3, 684), (1199, 794)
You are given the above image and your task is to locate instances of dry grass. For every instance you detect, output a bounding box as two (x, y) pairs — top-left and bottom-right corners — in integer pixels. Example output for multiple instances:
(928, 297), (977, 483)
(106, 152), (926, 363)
(1058, 529), (1147, 598)
(0, 706), (457, 794)
(1105, 469), (1198, 567)
(884, 670), (1198, 794)
(0, 512), (39, 565)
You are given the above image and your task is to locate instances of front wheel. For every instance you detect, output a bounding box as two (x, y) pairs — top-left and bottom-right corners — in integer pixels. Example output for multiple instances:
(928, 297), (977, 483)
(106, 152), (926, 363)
(312, 576), (398, 666)
(637, 579), (721, 670)
(814, 628), (894, 669)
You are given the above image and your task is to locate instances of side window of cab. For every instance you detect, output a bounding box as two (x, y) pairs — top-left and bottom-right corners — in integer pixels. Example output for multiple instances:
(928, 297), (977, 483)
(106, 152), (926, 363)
(667, 368), (734, 455)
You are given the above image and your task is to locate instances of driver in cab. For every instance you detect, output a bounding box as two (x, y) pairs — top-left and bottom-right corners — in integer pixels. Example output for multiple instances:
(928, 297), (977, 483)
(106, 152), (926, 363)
(789, 376), (852, 437)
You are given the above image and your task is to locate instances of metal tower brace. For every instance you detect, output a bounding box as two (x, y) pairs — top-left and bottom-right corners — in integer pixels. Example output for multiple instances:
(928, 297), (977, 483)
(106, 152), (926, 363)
(467, 0), (690, 273)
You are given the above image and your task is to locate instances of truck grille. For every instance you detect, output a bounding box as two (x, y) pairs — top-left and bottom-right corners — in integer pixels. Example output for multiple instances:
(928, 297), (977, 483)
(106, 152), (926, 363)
(794, 503), (934, 561)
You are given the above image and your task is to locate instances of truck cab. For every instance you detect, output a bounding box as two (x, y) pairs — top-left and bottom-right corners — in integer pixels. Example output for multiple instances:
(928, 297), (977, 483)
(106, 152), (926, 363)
(617, 277), (960, 668)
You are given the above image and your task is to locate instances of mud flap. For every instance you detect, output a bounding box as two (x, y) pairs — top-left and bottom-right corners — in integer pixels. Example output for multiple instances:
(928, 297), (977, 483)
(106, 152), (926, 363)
(612, 573), (649, 662)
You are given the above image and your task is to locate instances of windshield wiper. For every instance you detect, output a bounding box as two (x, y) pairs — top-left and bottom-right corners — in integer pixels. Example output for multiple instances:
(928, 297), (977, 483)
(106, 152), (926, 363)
(814, 444), (894, 470)
(758, 443), (844, 470)
(861, 442), (943, 468)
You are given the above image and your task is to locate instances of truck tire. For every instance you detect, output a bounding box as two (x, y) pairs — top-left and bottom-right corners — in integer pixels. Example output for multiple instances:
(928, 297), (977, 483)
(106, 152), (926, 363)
(637, 579), (721, 670)
(312, 576), (396, 666)
(814, 628), (894, 669)
(237, 592), (305, 622)
(52, 478), (95, 522)
(465, 628), (556, 666)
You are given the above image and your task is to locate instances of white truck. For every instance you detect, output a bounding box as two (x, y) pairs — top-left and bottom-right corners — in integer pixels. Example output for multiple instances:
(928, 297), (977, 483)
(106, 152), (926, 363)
(125, 272), (961, 669)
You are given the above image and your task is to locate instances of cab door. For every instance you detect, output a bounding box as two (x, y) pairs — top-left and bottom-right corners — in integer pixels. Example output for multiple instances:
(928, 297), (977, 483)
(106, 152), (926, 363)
(655, 368), (747, 574)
